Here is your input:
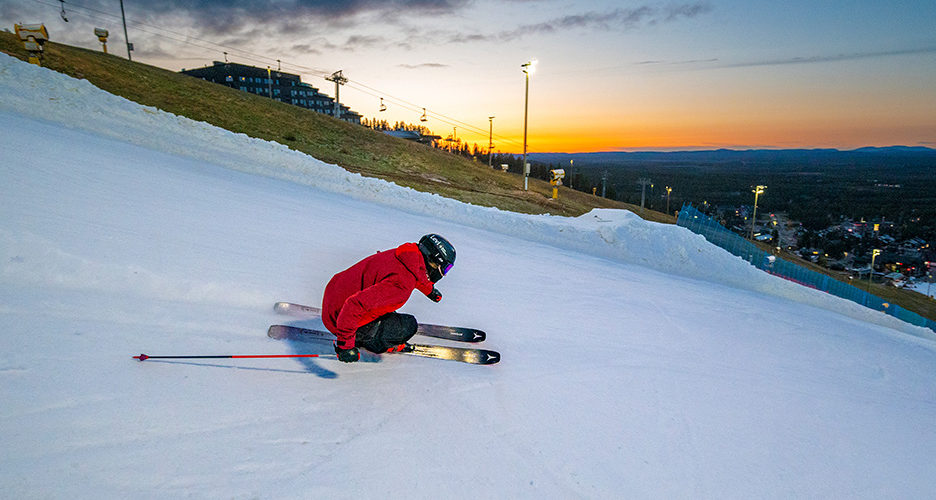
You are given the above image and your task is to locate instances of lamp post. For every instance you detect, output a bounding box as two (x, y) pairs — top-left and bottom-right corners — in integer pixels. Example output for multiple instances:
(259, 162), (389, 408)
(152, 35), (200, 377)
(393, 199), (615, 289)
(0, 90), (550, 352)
(665, 186), (673, 215)
(927, 264), (933, 300)
(637, 178), (651, 212)
(488, 115), (495, 169)
(868, 249), (881, 291)
(750, 185), (766, 240)
(119, 0), (132, 61)
(521, 59), (537, 191)
(770, 214), (781, 252)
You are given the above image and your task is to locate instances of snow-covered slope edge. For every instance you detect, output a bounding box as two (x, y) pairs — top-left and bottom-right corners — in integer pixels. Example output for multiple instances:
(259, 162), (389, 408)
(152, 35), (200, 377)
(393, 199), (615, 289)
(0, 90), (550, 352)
(1, 53), (930, 339)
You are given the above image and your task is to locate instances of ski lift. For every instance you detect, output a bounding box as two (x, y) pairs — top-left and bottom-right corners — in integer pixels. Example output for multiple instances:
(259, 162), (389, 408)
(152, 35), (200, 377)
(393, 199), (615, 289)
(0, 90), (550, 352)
(379, 98), (387, 112)
(420, 108), (427, 122)
(60, 0), (69, 22)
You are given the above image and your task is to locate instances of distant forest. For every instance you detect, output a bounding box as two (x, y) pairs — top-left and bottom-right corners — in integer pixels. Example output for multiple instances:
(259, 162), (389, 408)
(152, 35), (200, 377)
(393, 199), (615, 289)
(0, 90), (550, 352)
(528, 149), (936, 238)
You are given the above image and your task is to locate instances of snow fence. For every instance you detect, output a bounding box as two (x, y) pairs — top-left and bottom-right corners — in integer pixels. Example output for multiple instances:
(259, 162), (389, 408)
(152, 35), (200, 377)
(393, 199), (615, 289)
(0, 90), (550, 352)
(677, 203), (936, 335)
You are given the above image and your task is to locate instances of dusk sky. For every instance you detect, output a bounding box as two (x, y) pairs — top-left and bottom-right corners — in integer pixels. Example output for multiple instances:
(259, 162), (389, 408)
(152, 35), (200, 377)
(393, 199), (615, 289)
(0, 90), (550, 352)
(4, 0), (935, 153)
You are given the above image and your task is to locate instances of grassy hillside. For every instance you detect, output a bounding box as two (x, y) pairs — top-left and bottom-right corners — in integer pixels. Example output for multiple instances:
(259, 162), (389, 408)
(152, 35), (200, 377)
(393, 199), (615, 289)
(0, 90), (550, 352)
(0, 31), (673, 222)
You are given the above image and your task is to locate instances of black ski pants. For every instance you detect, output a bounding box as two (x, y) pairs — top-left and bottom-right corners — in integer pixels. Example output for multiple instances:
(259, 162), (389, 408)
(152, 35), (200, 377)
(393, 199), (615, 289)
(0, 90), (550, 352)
(354, 312), (417, 353)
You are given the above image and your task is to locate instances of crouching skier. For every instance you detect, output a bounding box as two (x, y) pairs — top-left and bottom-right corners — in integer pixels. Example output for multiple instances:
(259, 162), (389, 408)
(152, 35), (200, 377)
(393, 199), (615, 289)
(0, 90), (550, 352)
(322, 234), (456, 363)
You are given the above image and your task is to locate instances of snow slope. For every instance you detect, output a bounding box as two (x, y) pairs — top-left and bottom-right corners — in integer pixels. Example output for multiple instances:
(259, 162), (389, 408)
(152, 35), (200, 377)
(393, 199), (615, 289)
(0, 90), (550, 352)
(2, 53), (936, 498)
(907, 281), (935, 299)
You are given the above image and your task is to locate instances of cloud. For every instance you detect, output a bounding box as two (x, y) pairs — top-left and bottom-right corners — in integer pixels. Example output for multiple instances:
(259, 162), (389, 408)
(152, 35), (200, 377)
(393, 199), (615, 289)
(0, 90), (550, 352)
(717, 46), (936, 69)
(663, 3), (711, 21)
(289, 43), (323, 55)
(398, 62), (450, 69)
(39, 0), (469, 35)
(636, 58), (719, 66)
(445, 2), (712, 44)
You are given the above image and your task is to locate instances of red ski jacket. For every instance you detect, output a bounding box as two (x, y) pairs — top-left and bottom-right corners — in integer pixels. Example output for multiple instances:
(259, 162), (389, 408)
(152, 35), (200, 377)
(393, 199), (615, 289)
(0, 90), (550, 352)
(322, 243), (435, 349)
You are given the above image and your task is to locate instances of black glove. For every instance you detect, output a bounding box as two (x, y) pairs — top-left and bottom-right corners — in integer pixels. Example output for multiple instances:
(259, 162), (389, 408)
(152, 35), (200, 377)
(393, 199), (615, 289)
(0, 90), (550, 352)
(334, 344), (360, 363)
(428, 287), (442, 303)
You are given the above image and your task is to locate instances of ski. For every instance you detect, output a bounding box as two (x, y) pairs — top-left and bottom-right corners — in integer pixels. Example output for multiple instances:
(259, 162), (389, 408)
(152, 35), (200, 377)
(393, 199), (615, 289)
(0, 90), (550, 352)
(274, 301), (320, 316)
(273, 301), (486, 343)
(267, 325), (500, 365)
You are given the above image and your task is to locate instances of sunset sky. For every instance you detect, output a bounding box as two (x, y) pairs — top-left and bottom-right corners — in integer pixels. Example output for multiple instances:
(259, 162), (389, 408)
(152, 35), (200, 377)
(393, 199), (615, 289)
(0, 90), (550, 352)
(4, 0), (935, 153)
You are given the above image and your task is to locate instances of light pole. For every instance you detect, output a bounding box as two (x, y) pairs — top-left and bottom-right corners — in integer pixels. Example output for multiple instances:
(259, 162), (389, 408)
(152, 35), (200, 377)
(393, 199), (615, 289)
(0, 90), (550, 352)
(119, 0), (132, 61)
(868, 249), (881, 291)
(521, 59), (537, 191)
(665, 186), (673, 215)
(927, 264), (933, 300)
(488, 115), (495, 169)
(770, 214), (781, 252)
(750, 185), (766, 240)
(637, 178), (651, 212)
(927, 266), (933, 300)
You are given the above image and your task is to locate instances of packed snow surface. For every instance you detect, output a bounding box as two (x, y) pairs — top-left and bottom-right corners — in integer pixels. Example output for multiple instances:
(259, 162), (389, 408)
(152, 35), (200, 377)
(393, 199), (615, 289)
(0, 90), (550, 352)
(2, 53), (936, 498)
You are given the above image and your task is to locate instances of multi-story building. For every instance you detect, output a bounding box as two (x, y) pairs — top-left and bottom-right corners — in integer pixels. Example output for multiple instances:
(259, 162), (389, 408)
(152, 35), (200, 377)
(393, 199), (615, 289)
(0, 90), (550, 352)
(181, 61), (361, 125)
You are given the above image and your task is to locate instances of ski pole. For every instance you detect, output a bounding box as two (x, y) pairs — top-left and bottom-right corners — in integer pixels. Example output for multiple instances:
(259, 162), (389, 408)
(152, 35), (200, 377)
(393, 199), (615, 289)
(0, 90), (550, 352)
(134, 353), (336, 361)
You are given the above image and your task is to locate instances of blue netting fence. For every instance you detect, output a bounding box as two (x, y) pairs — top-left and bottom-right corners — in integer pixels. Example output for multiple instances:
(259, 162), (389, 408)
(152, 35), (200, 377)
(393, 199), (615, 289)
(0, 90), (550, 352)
(676, 203), (936, 333)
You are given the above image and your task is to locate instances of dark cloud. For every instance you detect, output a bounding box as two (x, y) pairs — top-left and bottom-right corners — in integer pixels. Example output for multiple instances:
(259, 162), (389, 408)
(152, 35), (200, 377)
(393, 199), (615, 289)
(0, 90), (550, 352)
(3, 0), (712, 57)
(19, 0), (469, 35)
(141, 0), (468, 31)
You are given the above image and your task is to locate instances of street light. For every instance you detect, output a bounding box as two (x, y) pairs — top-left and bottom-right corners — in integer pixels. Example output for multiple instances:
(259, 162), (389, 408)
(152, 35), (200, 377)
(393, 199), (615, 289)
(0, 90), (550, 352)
(868, 249), (881, 291)
(521, 58), (537, 191)
(665, 186), (673, 215)
(770, 214), (781, 252)
(488, 115), (495, 169)
(927, 262), (934, 300)
(750, 185), (766, 240)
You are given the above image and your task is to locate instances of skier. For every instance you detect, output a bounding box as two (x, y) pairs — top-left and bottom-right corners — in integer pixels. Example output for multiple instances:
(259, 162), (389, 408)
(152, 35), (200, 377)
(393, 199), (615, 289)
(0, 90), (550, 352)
(323, 234), (456, 363)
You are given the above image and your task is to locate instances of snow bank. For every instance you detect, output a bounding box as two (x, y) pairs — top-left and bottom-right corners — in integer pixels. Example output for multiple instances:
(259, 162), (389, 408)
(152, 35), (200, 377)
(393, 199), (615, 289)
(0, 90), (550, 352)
(4, 52), (936, 499)
(0, 53), (930, 338)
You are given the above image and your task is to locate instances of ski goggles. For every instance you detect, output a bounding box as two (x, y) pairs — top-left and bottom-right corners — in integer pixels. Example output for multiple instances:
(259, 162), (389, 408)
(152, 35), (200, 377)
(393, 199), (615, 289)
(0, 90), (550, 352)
(442, 262), (453, 275)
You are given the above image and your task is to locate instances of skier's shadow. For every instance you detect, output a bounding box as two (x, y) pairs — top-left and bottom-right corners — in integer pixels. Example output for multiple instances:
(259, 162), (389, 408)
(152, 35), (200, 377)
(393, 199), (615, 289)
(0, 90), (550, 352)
(279, 319), (381, 379)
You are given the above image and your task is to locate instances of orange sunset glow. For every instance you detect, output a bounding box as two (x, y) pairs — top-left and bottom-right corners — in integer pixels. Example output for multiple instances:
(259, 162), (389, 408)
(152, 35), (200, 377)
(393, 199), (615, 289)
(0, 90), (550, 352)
(5, 0), (934, 153)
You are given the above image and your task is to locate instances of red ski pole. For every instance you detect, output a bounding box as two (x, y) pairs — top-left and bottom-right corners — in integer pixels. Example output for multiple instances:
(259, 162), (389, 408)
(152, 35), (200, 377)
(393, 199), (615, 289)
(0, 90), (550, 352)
(134, 353), (335, 361)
